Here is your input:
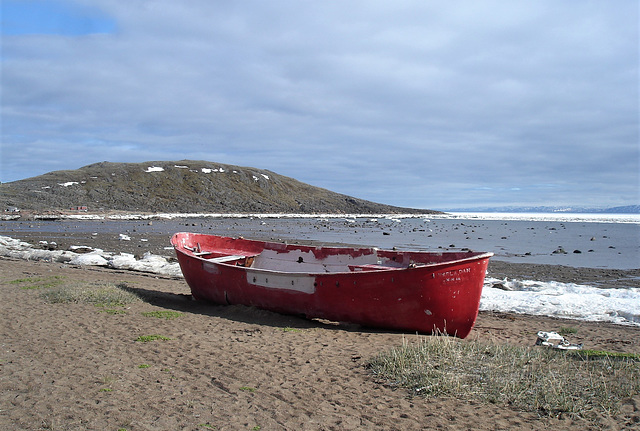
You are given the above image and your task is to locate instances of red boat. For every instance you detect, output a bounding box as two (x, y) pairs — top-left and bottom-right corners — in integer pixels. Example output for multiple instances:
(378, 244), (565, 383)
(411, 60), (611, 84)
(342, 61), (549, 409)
(171, 232), (492, 338)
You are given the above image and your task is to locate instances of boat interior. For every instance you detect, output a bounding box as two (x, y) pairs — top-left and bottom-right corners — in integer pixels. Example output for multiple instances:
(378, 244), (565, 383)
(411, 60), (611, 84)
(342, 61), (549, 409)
(183, 244), (482, 273)
(188, 247), (399, 273)
(175, 233), (489, 274)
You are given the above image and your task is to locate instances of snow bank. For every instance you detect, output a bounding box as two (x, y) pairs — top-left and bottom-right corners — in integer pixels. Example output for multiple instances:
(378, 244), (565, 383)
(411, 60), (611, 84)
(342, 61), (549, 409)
(0, 236), (182, 278)
(481, 277), (640, 326)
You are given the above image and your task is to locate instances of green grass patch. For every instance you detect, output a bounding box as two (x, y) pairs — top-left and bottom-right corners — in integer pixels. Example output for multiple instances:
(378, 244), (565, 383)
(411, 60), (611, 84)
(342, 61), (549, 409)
(239, 386), (256, 392)
(141, 310), (183, 319)
(97, 307), (127, 315)
(135, 334), (171, 342)
(138, 364), (150, 368)
(282, 327), (301, 333)
(10, 275), (65, 290)
(40, 282), (140, 307)
(367, 335), (640, 420)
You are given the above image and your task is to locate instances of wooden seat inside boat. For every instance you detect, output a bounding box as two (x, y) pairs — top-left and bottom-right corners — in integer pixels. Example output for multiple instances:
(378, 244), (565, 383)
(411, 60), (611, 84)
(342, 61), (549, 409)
(348, 264), (404, 272)
(206, 254), (248, 263)
(192, 251), (258, 267)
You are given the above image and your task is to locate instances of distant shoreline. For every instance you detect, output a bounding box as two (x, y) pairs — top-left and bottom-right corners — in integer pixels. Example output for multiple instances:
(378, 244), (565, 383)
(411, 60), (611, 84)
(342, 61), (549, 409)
(3, 210), (640, 224)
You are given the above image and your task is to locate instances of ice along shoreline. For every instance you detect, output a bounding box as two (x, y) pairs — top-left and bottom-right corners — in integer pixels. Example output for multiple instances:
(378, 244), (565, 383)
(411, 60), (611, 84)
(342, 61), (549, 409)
(9, 211), (640, 224)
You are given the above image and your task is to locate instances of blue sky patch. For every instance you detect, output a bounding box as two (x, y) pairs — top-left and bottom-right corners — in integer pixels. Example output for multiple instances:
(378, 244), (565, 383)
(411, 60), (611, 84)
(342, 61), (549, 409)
(2, 0), (116, 36)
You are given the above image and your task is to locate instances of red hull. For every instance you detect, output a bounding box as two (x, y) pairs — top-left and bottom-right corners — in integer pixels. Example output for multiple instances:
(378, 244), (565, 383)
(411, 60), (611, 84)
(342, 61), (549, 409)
(171, 233), (492, 338)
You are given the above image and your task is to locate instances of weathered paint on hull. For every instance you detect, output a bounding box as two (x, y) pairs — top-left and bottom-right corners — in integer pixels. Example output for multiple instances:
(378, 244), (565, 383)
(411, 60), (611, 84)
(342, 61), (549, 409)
(171, 233), (492, 338)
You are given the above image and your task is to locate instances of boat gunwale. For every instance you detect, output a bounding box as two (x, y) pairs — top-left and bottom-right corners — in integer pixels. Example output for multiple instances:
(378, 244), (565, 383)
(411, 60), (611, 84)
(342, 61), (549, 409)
(171, 232), (493, 276)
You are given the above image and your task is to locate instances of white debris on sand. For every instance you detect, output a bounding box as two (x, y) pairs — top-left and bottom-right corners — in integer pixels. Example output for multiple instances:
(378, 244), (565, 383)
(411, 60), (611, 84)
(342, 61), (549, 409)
(69, 252), (109, 266)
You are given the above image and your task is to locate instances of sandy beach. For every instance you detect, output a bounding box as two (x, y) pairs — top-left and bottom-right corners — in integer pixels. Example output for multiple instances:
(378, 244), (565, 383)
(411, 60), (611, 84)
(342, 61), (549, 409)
(1, 250), (639, 430)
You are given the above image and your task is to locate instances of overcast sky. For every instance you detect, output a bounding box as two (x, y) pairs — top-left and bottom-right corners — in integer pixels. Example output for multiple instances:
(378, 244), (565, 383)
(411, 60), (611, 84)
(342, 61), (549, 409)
(1, 1), (638, 210)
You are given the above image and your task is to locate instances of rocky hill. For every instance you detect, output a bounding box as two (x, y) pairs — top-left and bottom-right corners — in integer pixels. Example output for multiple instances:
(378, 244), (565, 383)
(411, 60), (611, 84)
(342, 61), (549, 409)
(1, 160), (436, 215)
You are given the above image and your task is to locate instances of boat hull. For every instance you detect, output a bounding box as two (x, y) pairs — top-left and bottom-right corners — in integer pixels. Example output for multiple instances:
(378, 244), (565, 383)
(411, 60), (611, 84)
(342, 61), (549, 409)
(171, 232), (492, 338)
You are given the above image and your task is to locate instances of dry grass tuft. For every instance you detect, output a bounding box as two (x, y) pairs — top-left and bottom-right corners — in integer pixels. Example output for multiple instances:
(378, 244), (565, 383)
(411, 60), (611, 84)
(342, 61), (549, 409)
(367, 335), (640, 420)
(39, 282), (140, 307)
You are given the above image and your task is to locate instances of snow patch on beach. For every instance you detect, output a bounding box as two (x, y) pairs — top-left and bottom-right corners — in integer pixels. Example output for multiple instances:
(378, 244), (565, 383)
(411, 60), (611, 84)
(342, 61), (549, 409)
(63, 214), (104, 220)
(0, 236), (182, 277)
(481, 277), (640, 326)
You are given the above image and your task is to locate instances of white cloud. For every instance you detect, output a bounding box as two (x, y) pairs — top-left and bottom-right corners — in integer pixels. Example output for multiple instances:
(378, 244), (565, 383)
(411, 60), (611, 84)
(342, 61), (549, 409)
(1, 0), (637, 209)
